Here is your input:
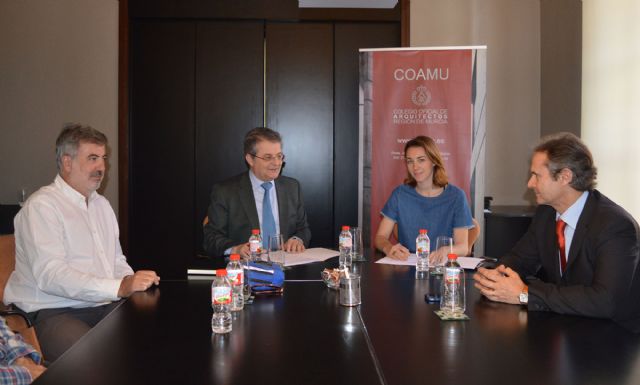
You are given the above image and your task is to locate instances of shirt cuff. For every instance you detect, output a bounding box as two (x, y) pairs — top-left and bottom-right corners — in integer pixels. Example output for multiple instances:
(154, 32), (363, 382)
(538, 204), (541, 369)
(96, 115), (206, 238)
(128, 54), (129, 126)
(110, 277), (126, 299)
(1, 365), (34, 384)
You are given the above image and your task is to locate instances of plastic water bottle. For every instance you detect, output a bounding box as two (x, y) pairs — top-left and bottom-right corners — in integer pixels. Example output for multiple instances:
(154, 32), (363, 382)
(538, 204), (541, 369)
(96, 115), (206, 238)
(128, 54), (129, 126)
(226, 254), (244, 311)
(211, 269), (232, 333)
(339, 225), (353, 268)
(440, 254), (466, 316)
(415, 229), (430, 274)
(249, 229), (262, 261)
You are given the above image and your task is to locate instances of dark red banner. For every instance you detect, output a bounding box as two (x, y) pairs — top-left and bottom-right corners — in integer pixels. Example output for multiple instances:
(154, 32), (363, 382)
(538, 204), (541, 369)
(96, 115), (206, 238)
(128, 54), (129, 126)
(369, 49), (473, 243)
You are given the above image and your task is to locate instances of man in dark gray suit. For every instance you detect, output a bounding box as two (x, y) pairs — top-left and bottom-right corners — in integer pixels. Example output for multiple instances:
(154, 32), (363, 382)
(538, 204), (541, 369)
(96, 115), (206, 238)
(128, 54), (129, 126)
(474, 133), (640, 330)
(203, 127), (311, 257)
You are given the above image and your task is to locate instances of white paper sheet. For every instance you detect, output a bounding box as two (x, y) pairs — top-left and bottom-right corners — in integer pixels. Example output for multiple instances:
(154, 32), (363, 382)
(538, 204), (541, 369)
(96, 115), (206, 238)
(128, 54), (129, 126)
(284, 247), (339, 267)
(375, 254), (485, 270)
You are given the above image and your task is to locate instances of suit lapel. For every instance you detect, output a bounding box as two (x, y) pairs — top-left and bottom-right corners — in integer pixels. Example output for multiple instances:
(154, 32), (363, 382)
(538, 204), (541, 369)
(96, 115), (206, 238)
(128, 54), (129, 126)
(240, 173), (260, 230)
(566, 191), (595, 272)
(275, 178), (287, 231)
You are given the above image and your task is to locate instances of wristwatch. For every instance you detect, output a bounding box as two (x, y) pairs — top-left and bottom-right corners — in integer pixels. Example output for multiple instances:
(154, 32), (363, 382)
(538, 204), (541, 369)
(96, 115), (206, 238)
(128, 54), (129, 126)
(519, 285), (529, 305)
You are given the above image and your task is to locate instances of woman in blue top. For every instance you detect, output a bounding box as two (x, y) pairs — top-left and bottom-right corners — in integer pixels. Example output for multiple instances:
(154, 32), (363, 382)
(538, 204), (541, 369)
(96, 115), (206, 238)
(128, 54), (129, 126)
(374, 136), (474, 263)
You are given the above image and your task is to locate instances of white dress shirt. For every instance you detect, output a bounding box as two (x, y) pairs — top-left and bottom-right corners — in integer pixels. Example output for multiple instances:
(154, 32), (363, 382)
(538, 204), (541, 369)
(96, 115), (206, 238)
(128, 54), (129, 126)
(3, 175), (134, 312)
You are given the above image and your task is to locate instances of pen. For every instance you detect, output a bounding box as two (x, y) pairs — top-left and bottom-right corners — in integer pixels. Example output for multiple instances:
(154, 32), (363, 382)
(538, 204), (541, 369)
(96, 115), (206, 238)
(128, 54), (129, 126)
(481, 256), (498, 262)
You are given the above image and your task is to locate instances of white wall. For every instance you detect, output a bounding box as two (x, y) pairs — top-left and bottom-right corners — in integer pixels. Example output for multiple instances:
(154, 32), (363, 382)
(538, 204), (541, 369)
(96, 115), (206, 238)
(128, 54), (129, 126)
(410, 0), (541, 205)
(582, 0), (640, 221)
(0, 0), (119, 213)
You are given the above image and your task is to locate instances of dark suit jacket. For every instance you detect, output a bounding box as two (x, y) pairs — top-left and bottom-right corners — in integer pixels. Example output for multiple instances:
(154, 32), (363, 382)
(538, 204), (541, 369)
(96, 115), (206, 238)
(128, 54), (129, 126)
(501, 190), (640, 330)
(203, 172), (311, 257)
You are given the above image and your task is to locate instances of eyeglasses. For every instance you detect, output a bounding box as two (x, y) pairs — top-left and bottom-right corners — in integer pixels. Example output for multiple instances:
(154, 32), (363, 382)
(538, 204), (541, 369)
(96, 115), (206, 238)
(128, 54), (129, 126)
(251, 153), (285, 162)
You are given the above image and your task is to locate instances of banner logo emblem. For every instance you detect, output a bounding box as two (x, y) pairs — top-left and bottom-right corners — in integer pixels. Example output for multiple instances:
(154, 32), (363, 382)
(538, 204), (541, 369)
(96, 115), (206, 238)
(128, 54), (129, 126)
(411, 86), (432, 106)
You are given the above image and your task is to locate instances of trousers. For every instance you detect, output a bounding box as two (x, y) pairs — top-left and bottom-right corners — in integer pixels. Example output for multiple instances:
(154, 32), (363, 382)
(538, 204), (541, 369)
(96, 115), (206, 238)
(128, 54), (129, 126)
(27, 301), (122, 361)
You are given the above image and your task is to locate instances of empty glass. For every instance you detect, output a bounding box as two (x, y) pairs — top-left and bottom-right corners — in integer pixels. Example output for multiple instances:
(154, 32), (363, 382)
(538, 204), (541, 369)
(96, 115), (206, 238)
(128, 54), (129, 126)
(268, 234), (286, 266)
(18, 188), (27, 207)
(350, 227), (365, 261)
(434, 236), (453, 266)
(339, 274), (361, 306)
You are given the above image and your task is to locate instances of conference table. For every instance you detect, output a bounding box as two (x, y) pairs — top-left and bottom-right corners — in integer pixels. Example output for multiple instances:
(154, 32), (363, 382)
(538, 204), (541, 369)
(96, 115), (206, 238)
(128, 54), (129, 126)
(35, 253), (640, 385)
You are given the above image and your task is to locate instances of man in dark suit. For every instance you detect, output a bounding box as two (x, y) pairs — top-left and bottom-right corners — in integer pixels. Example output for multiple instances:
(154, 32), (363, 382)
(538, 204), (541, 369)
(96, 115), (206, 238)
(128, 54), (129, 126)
(474, 133), (640, 329)
(203, 127), (311, 257)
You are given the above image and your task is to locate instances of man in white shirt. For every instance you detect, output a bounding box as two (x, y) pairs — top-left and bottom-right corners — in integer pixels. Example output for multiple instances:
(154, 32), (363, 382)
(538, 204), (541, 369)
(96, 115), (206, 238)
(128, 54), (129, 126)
(3, 124), (160, 360)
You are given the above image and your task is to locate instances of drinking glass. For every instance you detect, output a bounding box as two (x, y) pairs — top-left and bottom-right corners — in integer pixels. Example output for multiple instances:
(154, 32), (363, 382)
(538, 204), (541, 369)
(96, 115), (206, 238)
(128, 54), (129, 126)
(434, 236), (454, 266)
(339, 274), (361, 306)
(350, 227), (365, 261)
(426, 236), (452, 302)
(268, 234), (286, 267)
(18, 188), (27, 207)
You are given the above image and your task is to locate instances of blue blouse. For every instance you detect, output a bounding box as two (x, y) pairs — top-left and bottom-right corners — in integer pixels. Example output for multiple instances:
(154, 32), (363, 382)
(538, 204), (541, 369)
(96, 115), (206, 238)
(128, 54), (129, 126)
(381, 184), (473, 252)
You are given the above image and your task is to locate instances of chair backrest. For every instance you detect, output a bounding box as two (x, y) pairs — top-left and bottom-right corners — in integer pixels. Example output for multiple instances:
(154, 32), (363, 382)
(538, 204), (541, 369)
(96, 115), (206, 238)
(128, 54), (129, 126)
(468, 218), (481, 256)
(0, 234), (43, 356)
(0, 234), (16, 303)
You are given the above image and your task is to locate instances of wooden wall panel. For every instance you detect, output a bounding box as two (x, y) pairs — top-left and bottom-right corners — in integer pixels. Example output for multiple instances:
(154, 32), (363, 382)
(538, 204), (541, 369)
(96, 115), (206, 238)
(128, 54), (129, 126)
(129, 20), (195, 279)
(193, 21), (265, 269)
(266, 22), (334, 248)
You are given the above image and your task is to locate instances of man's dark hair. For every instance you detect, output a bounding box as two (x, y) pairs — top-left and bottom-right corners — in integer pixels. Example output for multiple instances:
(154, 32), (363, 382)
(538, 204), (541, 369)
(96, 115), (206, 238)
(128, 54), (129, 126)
(243, 127), (282, 156)
(534, 132), (597, 191)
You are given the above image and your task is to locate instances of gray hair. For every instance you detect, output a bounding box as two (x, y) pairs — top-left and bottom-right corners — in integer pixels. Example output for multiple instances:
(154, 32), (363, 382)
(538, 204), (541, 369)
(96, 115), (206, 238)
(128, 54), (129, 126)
(534, 132), (597, 191)
(243, 127), (282, 156)
(55, 123), (108, 171)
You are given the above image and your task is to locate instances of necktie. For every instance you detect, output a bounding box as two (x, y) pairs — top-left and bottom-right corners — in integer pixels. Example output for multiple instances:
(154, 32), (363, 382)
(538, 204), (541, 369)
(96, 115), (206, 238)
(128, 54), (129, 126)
(556, 219), (567, 273)
(261, 182), (276, 245)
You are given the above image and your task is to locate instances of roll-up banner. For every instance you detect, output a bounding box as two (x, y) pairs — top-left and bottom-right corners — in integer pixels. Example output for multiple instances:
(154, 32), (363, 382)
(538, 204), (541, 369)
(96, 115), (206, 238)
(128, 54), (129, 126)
(359, 46), (487, 255)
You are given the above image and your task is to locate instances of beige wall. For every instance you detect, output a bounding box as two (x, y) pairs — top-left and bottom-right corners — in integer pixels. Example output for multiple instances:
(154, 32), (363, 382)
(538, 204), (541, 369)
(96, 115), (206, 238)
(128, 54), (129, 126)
(411, 0), (541, 205)
(582, 0), (640, 221)
(540, 0), (581, 137)
(0, 0), (119, 213)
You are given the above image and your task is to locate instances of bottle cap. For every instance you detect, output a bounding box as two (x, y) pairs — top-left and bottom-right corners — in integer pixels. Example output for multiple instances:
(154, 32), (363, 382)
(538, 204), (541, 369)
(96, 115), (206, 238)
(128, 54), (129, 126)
(216, 269), (228, 276)
(342, 225), (350, 231)
(251, 229), (260, 234)
(230, 254), (240, 261)
(447, 253), (457, 260)
(419, 229), (427, 234)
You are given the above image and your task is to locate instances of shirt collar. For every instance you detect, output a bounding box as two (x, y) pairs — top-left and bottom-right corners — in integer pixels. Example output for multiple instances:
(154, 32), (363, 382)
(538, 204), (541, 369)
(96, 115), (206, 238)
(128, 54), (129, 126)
(54, 174), (99, 205)
(556, 190), (589, 229)
(249, 170), (275, 190)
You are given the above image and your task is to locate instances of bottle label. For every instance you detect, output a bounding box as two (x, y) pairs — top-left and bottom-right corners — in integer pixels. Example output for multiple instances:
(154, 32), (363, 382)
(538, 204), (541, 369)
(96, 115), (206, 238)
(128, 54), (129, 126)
(249, 239), (262, 253)
(212, 287), (232, 305)
(227, 270), (243, 286)
(445, 267), (460, 284)
(339, 236), (352, 248)
(416, 240), (429, 254)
